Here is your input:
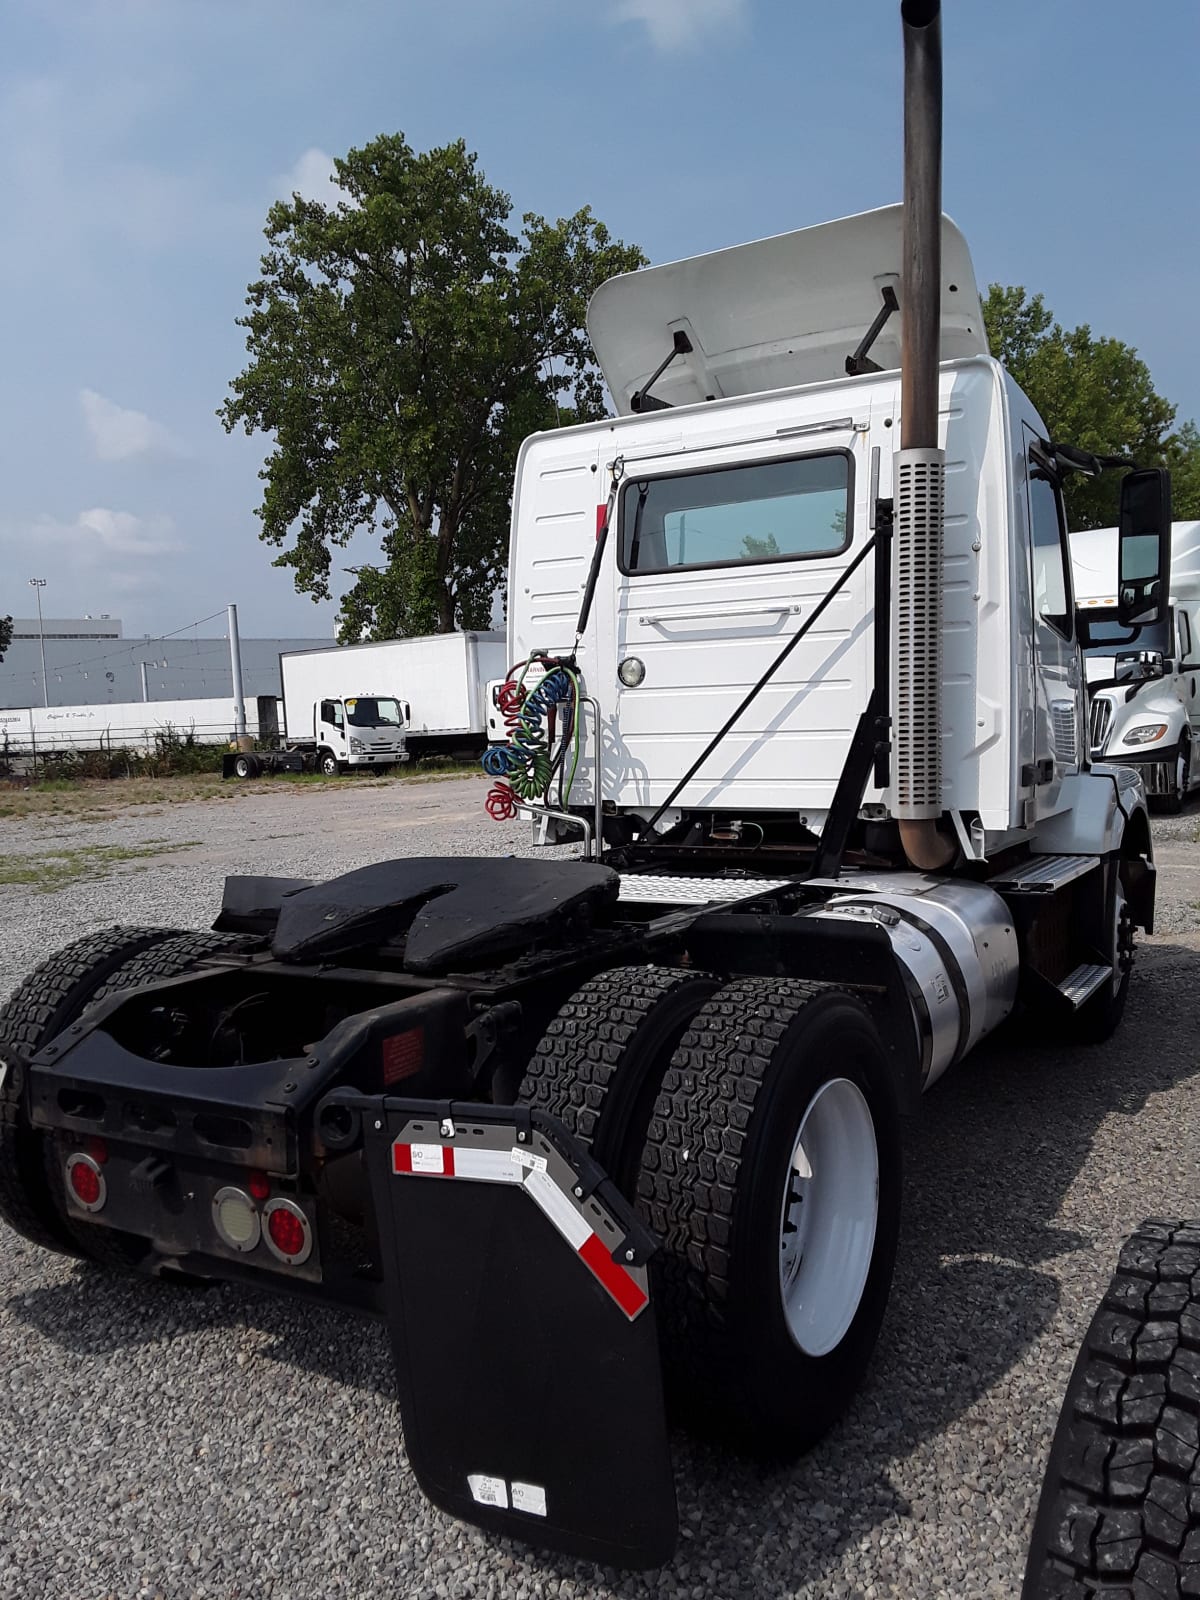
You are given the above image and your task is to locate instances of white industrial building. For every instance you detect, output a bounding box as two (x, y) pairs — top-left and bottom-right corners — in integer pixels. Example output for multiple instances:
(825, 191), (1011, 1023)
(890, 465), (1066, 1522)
(0, 615), (331, 709)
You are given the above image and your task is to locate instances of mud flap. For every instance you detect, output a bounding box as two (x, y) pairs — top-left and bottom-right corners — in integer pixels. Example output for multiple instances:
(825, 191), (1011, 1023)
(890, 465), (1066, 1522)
(358, 1098), (677, 1569)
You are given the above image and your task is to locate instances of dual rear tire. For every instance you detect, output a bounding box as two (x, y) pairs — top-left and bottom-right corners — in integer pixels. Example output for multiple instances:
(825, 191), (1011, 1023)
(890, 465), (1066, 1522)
(522, 969), (902, 1456)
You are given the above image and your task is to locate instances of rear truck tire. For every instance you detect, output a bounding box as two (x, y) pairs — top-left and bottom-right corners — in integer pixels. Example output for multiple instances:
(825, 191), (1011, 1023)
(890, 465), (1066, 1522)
(637, 977), (902, 1456)
(1022, 1219), (1200, 1600)
(0, 926), (183, 1256)
(318, 749), (341, 777)
(233, 753), (258, 780)
(520, 966), (721, 1197)
(43, 930), (263, 1276)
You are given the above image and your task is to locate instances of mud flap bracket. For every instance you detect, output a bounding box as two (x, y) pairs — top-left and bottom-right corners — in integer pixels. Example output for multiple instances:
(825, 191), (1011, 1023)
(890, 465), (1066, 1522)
(351, 1095), (678, 1568)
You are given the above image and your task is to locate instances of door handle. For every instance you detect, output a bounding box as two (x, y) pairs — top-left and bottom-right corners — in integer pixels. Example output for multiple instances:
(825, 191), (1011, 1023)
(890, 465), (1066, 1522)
(638, 604), (802, 626)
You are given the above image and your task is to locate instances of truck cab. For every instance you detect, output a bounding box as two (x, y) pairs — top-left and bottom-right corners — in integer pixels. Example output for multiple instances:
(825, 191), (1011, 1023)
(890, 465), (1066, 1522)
(1072, 521), (1200, 811)
(314, 694), (408, 774)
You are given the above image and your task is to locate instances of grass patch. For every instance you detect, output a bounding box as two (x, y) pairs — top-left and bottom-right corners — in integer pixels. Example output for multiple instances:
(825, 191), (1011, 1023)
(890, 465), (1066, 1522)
(0, 840), (199, 893)
(0, 762), (484, 820)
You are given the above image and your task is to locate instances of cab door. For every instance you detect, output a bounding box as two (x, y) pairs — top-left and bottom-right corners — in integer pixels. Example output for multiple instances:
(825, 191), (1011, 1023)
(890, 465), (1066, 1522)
(1022, 432), (1081, 807)
(1175, 606), (1200, 747)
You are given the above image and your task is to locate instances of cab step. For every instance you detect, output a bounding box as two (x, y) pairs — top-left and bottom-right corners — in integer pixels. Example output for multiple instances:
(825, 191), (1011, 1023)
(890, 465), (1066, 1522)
(1057, 962), (1113, 1009)
(989, 855), (1100, 895)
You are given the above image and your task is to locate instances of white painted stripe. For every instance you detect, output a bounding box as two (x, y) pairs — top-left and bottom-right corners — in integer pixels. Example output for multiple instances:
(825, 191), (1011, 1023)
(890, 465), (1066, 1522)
(453, 1147), (523, 1184)
(522, 1165), (591, 1251)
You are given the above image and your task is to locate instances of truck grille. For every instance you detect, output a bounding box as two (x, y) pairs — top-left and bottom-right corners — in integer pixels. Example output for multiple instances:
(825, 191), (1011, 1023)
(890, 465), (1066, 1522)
(1088, 697), (1114, 755)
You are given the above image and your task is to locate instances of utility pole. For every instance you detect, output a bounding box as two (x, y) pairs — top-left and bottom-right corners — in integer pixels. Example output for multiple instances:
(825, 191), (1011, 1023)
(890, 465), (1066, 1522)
(28, 578), (48, 708)
(227, 603), (248, 742)
(140, 661), (150, 703)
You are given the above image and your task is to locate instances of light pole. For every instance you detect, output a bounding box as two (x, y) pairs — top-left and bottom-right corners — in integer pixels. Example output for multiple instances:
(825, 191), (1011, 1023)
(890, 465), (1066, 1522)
(28, 578), (48, 708)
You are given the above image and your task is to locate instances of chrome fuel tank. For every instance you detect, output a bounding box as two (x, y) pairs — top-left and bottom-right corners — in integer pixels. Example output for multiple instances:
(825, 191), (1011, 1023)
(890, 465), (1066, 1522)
(807, 874), (1019, 1089)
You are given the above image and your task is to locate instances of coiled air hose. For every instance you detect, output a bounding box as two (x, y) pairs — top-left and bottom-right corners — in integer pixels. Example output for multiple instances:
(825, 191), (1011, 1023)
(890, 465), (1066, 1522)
(482, 660), (582, 822)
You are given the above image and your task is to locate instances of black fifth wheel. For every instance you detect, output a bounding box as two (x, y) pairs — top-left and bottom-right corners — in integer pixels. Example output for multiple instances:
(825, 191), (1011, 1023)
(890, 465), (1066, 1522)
(1023, 1219), (1200, 1598)
(638, 977), (903, 1453)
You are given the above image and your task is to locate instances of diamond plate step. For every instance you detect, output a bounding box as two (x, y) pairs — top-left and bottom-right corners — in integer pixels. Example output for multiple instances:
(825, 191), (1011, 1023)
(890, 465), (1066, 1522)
(988, 854), (1100, 895)
(1057, 962), (1113, 1009)
(617, 875), (793, 906)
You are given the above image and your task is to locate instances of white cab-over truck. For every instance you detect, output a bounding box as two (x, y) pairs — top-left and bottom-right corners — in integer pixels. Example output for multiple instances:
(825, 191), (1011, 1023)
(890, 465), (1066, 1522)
(0, 1), (1174, 1570)
(1071, 520), (1200, 811)
(224, 631), (506, 777)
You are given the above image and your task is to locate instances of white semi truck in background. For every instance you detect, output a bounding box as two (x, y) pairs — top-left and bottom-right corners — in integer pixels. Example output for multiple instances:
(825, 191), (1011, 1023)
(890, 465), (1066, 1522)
(1072, 520), (1200, 811)
(226, 631), (507, 777)
(0, 1), (1177, 1573)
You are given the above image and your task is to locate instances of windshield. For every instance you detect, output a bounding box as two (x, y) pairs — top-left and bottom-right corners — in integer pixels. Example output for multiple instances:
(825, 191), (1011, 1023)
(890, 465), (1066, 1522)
(1083, 612), (1172, 657)
(344, 697), (402, 728)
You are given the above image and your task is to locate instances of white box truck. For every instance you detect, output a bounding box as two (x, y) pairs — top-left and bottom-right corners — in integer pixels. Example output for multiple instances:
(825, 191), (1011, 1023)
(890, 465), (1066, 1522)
(1072, 520), (1200, 811)
(226, 632), (507, 777)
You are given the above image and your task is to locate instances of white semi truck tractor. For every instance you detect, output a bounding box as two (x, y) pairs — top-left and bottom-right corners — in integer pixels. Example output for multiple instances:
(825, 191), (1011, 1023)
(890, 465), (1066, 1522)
(1072, 520), (1200, 812)
(0, 1), (1172, 1569)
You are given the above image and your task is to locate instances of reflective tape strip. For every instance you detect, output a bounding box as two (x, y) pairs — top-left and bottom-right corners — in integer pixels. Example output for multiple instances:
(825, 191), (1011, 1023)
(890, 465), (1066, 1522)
(578, 1233), (648, 1319)
(390, 1132), (649, 1319)
(521, 1164), (590, 1250)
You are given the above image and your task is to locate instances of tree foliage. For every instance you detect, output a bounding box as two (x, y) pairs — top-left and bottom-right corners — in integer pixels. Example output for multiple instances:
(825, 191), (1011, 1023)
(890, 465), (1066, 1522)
(983, 285), (1200, 528)
(0, 615), (11, 665)
(221, 135), (645, 639)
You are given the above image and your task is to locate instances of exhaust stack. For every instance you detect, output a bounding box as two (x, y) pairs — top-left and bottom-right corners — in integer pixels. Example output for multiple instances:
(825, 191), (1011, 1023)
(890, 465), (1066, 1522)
(894, 0), (954, 870)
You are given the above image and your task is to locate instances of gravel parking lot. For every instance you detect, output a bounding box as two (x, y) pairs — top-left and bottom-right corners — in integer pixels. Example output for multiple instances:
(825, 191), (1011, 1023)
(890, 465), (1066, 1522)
(1, 775), (1198, 1600)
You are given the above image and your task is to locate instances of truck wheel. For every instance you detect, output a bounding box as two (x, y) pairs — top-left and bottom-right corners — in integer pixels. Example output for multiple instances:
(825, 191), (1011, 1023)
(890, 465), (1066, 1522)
(520, 966), (720, 1197)
(233, 754), (259, 780)
(0, 926), (182, 1256)
(44, 930), (262, 1275)
(1022, 1219), (1200, 1599)
(638, 978), (902, 1455)
(1157, 738), (1190, 816)
(319, 750), (341, 777)
(1075, 879), (1134, 1045)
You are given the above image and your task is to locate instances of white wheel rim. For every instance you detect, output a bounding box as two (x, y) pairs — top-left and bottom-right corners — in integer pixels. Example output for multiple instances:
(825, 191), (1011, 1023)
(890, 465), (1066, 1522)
(778, 1077), (879, 1357)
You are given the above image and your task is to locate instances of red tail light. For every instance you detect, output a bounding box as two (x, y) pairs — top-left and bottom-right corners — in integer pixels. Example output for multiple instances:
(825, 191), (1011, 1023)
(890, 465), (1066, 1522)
(263, 1199), (313, 1266)
(66, 1153), (106, 1212)
(247, 1169), (270, 1202)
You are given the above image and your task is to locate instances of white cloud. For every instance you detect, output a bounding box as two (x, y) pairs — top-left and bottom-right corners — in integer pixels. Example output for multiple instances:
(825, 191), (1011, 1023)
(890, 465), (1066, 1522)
(80, 389), (181, 462)
(21, 507), (182, 560)
(277, 147), (343, 205)
(611, 0), (747, 51)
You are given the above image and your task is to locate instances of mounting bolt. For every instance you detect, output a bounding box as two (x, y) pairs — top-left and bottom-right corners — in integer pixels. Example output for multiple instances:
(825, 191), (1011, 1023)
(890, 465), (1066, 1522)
(573, 1185), (583, 1198)
(283, 1081), (296, 1093)
(517, 1131), (527, 1142)
(374, 1120), (383, 1131)
(625, 1249), (635, 1262)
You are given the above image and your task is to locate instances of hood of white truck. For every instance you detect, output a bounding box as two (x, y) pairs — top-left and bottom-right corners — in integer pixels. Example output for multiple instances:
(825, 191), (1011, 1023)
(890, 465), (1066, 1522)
(586, 205), (987, 414)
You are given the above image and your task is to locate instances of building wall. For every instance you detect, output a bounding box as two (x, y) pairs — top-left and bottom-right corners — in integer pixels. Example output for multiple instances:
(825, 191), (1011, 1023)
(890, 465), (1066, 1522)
(0, 634), (333, 709)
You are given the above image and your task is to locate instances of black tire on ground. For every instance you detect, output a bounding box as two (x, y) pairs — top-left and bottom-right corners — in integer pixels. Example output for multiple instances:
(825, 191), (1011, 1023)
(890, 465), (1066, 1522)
(1074, 873), (1136, 1046)
(233, 754), (258, 780)
(637, 977), (903, 1456)
(1155, 738), (1190, 817)
(1022, 1219), (1200, 1599)
(520, 966), (720, 1197)
(43, 929), (264, 1274)
(0, 926), (183, 1255)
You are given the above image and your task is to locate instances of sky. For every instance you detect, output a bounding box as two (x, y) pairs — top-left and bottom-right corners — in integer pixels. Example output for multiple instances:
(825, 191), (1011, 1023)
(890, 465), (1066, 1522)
(2, 0), (1198, 640)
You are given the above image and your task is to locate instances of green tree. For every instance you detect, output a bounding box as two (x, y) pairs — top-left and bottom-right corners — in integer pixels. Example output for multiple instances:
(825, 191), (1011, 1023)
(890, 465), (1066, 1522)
(983, 285), (1200, 527)
(0, 615), (11, 665)
(221, 135), (644, 638)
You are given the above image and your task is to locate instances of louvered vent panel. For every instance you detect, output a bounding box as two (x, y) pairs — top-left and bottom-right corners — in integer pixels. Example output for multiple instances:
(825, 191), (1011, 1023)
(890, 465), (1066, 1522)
(1051, 699), (1078, 763)
(893, 449), (946, 818)
(1088, 696), (1113, 755)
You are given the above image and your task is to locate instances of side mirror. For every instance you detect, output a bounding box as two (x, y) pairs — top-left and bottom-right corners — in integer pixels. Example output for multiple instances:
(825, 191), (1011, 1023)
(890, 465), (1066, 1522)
(1117, 468), (1172, 626)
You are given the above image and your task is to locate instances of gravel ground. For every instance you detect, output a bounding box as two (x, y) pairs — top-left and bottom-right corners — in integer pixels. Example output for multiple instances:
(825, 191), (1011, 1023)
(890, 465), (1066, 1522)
(1, 777), (1198, 1600)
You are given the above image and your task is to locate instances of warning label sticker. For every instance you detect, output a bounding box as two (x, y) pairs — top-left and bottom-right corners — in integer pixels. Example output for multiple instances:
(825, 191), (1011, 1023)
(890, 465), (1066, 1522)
(511, 1481), (548, 1518)
(467, 1473), (508, 1510)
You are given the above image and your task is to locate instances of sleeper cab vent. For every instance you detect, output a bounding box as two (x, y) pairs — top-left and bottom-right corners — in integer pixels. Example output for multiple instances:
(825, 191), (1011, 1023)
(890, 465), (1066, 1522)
(1051, 699), (1078, 763)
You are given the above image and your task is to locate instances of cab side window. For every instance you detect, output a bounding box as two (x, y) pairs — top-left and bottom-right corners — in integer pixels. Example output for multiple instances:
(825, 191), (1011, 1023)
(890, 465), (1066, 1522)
(1178, 608), (1193, 663)
(320, 699), (344, 730)
(1028, 466), (1072, 637)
